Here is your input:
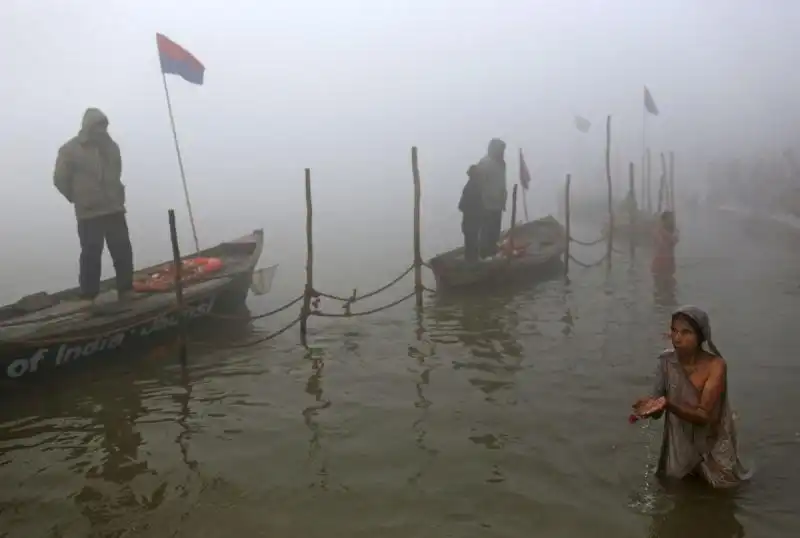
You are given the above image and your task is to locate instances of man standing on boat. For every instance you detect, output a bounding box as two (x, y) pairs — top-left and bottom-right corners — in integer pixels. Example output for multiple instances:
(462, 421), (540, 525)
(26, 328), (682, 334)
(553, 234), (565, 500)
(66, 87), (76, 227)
(53, 108), (134, 304)
(473, 138), (508, 258)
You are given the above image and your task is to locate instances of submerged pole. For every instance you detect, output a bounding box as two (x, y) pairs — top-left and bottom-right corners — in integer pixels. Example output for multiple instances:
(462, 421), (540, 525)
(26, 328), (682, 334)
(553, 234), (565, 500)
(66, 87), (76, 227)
(300, 168), (314, 346)
(669, 151), (676, 217)
(509, 184), (518, 255)
(168, 209), (187, 363)
(605, 115), (613, 267)
(564, 174), (571, 276)
(629, 162), (636, 259)
(411, 146), (423, 309)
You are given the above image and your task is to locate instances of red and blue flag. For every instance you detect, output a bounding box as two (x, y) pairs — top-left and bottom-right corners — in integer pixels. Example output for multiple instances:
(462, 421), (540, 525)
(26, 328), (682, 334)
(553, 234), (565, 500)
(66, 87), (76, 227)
(156, 33), (205, 85)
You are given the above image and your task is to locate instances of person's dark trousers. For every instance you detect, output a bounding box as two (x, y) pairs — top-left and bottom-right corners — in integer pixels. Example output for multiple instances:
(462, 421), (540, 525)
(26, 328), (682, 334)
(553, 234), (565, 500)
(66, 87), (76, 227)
(461, 211), (482, 262)
(77, 212), (134, 299)
(479, 209), (503, 258)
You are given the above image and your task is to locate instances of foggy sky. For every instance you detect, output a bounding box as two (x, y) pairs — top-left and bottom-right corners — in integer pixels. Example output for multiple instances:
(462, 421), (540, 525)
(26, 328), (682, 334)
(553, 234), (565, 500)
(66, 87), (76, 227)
(1, 0), (798, 298)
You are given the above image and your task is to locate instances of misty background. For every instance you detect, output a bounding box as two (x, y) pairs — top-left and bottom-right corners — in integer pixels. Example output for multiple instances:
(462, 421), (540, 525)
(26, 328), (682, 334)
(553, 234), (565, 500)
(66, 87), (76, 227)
(2, 0), (799, 303)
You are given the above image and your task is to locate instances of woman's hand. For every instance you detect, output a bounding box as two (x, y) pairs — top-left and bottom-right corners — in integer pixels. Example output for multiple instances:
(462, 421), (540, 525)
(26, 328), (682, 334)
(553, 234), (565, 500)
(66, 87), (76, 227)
(632, 396), (666, 417)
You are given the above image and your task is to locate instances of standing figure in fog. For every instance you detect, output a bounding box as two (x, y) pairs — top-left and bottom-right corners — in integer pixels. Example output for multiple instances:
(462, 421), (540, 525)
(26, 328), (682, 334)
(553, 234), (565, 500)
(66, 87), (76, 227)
(459, 164), (484, 263)
(471, 138), (508, 259)
(631, 305), (751, 489)
(53, 107), (135, 305)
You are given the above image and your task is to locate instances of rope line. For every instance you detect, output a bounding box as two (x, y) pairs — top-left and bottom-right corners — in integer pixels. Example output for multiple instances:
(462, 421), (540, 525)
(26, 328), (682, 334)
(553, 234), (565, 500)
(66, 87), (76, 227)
(311, 291), (415, 318)
(568, 253), (609, 269)
(314, 264), (413, 304)
(206, 294), (304, 321)
(568, 230), (608, 247)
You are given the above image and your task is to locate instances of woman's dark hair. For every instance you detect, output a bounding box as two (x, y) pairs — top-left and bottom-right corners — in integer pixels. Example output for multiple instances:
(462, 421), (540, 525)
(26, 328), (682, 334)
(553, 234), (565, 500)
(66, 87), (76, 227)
(671, 312), (705, 346)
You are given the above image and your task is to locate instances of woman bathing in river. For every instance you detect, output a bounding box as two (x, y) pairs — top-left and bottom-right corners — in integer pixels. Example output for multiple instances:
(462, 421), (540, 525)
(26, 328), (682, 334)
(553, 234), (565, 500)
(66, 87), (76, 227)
(651, 210), (679, 275)
(632, 305), (751, 488)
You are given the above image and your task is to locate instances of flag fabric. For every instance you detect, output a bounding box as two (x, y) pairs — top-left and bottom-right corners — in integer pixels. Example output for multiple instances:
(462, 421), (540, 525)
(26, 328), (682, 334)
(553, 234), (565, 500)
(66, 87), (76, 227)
(574, 115), (591, 133)
(644, 86), (659, 116)
(519, 149), (531, 190)
(156, 33), (205, 85)
(250, 264), (278, 296)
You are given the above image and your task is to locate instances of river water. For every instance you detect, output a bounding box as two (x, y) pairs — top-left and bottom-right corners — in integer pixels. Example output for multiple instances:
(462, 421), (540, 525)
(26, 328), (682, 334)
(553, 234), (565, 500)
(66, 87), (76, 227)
(1, 208), (799, 538)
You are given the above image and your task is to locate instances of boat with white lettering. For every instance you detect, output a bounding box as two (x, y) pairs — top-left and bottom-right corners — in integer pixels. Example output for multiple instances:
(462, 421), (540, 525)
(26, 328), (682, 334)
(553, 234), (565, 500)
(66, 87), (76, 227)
(0, 229), (265, 385)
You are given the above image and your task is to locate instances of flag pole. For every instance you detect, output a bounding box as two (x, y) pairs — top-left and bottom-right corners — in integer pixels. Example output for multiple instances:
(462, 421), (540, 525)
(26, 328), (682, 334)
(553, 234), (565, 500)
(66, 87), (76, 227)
(161, 72), (200, 253)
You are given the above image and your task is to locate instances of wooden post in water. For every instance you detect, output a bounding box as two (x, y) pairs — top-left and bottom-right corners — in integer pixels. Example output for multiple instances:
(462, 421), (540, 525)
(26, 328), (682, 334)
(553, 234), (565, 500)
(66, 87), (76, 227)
(300, 168), (314, 346)
(605, 115), (613, 266)
(411, 146), (423, 309)
(629, 162), (636, 259)
(564, 174), (571, 276)
(645, 148), (652, 215)
(657, 152), (667, 214)
(669, 151), (676, 216)
(168, 209), (187, 363)
(509, 184), (518, 255)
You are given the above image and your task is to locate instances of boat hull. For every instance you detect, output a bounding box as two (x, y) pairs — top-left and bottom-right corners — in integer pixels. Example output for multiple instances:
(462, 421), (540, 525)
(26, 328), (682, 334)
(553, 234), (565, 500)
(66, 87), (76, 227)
(428, 215), (567, 290)
(0, 230), (264, 388)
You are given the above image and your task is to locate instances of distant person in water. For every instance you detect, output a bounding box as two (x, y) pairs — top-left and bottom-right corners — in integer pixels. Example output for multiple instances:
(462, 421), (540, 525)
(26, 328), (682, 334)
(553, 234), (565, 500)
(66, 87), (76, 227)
(459, 164), (483, 262)
(53, 108), (134, 304)
(652, 210), (679, 275)
(631, 305), (751, 488)
(472, 138), (508, 258)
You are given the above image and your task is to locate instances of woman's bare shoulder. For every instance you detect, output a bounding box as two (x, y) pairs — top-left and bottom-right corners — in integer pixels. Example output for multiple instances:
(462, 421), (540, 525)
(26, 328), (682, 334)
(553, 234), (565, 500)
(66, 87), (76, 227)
(702, 352), (727, 373)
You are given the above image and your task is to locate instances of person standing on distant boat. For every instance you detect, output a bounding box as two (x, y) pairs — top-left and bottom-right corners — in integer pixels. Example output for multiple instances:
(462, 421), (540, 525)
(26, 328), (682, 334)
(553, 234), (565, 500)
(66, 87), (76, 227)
(473, 138), (508, 258)
(53, 108), (134, 304)
(458, 165), (484, 262)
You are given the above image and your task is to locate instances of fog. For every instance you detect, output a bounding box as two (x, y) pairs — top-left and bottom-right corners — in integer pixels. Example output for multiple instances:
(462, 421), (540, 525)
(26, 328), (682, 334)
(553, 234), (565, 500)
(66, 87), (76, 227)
(2, 0), (799, 302)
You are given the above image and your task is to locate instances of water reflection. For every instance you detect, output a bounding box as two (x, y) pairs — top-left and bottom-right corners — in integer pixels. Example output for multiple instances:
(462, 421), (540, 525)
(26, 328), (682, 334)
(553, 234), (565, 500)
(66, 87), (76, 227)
(426, 290), (523, 399)
(408, 309), (437, 486)
(648, 485), (745, 538)
(302, 347), (331, 490)
(653, 272), (678, 309)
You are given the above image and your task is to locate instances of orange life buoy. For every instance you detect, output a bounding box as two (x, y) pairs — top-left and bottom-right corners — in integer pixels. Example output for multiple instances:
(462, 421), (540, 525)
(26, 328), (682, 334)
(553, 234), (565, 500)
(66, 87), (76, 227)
(133, 257), (224, 293)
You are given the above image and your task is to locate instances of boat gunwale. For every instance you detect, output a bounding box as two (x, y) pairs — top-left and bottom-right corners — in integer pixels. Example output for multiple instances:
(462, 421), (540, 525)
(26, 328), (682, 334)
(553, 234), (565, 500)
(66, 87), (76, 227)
(0, 229), (264, 342)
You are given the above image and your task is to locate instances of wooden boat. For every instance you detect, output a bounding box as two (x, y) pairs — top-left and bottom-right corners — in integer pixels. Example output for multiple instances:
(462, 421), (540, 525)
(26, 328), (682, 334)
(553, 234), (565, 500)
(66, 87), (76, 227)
(0, 229), (265, 385)
(428, 215), (566, 290)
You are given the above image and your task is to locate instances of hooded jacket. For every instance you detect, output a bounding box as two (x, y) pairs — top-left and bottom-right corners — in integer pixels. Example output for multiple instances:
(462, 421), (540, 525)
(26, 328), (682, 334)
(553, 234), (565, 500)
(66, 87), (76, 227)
(53, 108), (125, 220)
(473, 138), (508, 212)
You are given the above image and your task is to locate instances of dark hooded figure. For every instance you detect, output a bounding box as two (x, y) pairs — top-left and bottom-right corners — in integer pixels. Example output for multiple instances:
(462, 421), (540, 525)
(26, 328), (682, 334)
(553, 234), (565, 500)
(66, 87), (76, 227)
(54, 108), (134, 303)
(472, 138), (508, 258)
(459, 164), (483, 262)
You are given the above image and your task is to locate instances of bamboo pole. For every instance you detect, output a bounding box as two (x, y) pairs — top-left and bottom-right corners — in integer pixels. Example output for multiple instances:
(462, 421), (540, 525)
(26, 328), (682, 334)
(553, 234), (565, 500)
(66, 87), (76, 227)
(564, 174), (571, 276)
(658, 152), (667, 214)
(645, 148), (652, 215)
(605, 115), (613, 266)
(669, 151), (676, 215)
(509, 184), (518, 255)
(629, 162), (636, 259)
(168, 209), (187, 363)
(300, 168), (314, 345)
(411, 147), (423, 309)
